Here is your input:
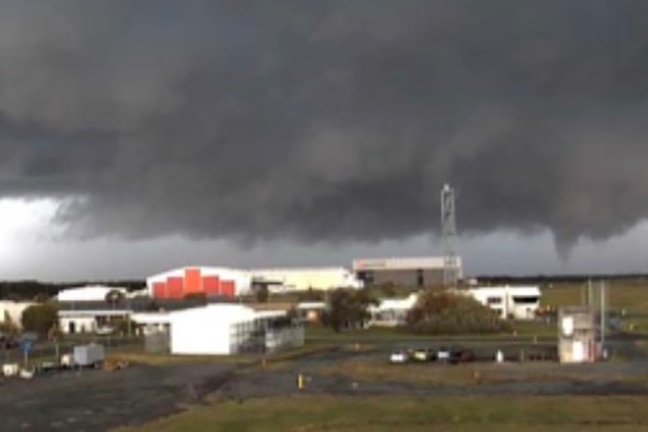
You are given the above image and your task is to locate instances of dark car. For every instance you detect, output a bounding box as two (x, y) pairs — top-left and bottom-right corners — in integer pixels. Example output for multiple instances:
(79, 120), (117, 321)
(449, 348), (476, 364)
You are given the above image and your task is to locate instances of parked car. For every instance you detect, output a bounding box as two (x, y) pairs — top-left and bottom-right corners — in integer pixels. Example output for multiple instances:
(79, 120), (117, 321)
(412, 348), (434, 362)
(389, 350), (409, 364)
(96, 326), (115, 335)
(449, 349), (476, 364)
(436, 347), (451, 363)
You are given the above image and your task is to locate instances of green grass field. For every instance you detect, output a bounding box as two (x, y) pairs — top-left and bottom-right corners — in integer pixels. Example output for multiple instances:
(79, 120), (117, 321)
(116, 396), (648, 432)
(305, 320), (556, 341)
(541, 280), (648, 312)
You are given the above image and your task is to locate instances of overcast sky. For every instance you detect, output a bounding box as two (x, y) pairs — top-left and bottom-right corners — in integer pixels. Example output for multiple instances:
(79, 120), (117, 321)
(1, 1), (648, 282)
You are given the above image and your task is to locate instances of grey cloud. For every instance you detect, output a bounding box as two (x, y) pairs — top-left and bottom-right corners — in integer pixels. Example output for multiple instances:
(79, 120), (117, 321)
(0, 0), (647, 259)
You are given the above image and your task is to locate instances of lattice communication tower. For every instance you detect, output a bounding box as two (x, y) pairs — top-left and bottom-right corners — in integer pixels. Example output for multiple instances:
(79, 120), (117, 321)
(441, 184), (458, 287)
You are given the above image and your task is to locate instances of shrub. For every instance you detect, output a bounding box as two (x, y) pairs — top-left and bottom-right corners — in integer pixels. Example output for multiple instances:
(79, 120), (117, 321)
(405, 290), (511, 335)
(325, 288), (378, 332)
(21, 303), (59, 336)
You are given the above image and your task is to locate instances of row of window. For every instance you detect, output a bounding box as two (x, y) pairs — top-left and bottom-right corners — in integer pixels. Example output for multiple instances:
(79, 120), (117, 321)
(486, 296), (540, 305)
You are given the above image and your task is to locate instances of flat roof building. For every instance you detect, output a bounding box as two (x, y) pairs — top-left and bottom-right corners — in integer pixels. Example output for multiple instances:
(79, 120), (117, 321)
(249, 267), (363, 292)
(352, 256), (463, 288)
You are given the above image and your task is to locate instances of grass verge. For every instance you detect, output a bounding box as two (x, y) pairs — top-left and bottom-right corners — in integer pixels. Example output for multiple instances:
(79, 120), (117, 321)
(115, 395), (648, 432)
(106, 343), (340, 367)
(316, 358), (638, 387)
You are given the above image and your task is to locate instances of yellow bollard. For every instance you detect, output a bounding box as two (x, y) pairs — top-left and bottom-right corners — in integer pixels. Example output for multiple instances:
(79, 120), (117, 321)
(297, 374), (305, 390)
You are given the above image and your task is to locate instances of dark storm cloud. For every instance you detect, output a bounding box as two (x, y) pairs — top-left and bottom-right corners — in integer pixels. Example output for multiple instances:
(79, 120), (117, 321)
(0, 0), (647, 258)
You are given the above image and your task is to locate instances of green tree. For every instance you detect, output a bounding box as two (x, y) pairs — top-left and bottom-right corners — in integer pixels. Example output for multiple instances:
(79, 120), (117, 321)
(255, 285), (270, 303)
(21, 304), (59, 336)
(184, 293), (207, 303)
(405, 290), (511, 335)
(297, 288), (325, 302)
(32, 293), (51, 303)
(325, 288), (378, 332)
(113, 317), (137, 335)
(105, 289), (126, 305)
(0, 311), (18, 336)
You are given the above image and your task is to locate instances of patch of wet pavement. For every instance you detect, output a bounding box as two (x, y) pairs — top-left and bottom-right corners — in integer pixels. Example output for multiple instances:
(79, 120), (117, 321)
(0, 364), (236, 432)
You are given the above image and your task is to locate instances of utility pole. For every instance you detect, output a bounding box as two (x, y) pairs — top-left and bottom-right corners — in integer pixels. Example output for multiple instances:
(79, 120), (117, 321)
(600, 280), (606, 353)
(441, 184), (458, 287)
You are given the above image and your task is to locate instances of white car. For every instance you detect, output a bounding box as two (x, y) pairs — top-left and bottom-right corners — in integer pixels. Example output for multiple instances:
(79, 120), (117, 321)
(389, 351), (409, 364)
(437, 348), (451, 362)
(96, 326), (115, 335)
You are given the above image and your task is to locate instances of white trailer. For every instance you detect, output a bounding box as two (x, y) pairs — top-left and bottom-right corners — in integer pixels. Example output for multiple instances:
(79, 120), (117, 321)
(73, 343), (105, 367)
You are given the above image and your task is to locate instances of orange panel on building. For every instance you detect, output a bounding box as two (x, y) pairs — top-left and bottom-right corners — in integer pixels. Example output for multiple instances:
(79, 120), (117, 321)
(203, 276), (220, 296)
(221, 280), (235, 297)
(167, 277), (184, 299)
(184, 268), (202, 294)
(153, 282), (167, 298)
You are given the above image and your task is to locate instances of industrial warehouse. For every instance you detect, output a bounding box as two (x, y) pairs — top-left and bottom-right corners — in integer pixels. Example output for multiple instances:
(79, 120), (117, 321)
(142, 255), (464, 300)
(353, 256), (464, 288)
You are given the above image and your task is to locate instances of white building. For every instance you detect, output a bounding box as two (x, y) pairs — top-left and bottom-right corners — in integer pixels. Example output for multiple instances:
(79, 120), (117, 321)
(131, 311), (173, 335)
(250, 267), (363, 292)
(55, 286), (129, 302)
(169, 304), (303, 355)
(58, 307), (132, 334)
(465, 286), (541, 320)
(367, 293), (420, 327)
(146, 266), (252, 300)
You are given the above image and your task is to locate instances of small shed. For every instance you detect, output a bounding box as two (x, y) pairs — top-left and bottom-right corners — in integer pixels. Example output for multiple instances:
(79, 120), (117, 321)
(558, 306), (597, 364)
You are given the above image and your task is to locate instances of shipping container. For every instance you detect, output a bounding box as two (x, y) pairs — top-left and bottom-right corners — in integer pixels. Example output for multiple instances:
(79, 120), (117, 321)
(73, 343), (105, 367)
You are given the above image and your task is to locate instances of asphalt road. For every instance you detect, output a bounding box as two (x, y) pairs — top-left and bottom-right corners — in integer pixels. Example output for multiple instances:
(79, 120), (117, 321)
(0, 364), (236, 432)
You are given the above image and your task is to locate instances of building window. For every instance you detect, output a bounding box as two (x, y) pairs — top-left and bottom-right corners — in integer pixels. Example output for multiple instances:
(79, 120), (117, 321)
(487, 296), (502, 305)
(357, 271), (374, 285)
(512, 296), (539, 304)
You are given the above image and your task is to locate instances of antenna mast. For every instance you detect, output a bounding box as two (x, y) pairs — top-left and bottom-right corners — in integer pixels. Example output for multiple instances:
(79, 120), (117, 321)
(441, 184), (458, 287)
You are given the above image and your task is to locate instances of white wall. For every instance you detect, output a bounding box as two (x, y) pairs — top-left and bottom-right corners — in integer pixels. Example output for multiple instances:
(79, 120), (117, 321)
(250, 267), (363, 291)
(169, 305), (257, 355)
(169, 304), (297, 355)
(171, 309), (231, 354)
(59, 316), (97, 334)
(466, 286), (541, 320)
(56, 286), (127, 302)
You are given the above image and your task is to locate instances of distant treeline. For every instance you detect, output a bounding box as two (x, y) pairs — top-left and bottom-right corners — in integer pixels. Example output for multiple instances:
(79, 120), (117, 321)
(0, 280), (146, 301)
(474, 274), (648, 285)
